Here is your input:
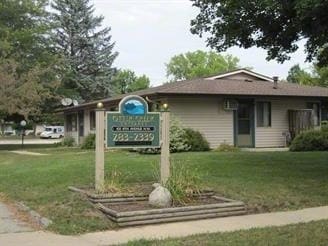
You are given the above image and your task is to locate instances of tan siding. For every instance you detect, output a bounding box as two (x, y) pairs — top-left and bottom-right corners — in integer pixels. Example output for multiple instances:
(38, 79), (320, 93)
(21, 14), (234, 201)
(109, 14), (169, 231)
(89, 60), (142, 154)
(255, 98), (307, 147)
(168, 97), (233, 148)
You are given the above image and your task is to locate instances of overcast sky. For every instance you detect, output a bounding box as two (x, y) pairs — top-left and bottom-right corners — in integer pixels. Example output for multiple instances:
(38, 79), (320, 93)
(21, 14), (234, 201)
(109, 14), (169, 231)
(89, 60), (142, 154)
(93, 0), (309, 86)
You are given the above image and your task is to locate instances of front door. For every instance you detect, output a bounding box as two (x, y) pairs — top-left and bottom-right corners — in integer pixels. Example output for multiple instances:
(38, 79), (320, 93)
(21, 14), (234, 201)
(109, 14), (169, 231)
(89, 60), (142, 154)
(234, 100), (255, 147)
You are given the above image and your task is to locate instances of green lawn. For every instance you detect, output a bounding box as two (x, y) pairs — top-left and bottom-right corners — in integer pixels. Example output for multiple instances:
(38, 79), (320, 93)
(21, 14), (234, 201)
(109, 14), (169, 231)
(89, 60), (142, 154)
(0, 148), (327, 234)
(124, 220), (328, 246)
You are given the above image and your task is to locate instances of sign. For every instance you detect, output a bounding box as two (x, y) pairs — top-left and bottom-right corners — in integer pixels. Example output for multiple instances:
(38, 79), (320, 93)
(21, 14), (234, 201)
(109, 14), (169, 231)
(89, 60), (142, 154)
(106, 95), (160, 148)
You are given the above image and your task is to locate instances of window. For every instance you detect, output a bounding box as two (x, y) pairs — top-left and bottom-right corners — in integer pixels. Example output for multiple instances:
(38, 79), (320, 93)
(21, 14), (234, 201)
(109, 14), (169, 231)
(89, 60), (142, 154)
(90, 111), (96, 130)
(66, 114), (77, 132)
(322, 102), (328, 121)
(257, 102), (271, 127)
(307, 102), (320, 126)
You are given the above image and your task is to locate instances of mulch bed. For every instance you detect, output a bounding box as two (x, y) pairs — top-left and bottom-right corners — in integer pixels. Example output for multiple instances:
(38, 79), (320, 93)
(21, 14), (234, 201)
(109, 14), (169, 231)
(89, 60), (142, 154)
(69, 184), (246, 227)
(107, 196), (224, 212)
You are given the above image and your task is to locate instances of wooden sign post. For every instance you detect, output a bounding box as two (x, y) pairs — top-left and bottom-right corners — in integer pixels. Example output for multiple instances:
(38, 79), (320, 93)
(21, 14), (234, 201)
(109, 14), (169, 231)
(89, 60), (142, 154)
(95, 102), (105, 191)
(160, 104), (170, 184)
(95, 96), (170, 192)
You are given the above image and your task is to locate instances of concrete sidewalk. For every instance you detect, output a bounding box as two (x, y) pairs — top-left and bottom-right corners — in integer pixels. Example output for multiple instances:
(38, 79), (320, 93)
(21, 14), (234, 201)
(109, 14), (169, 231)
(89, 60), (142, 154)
(0, 203), (33, 234)
(1, 206), (328, 246)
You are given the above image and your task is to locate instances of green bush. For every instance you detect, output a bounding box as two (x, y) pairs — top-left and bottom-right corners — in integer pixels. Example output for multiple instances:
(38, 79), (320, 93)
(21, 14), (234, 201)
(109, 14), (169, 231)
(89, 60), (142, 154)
(215, 143), (240, 152)
(81, 133), (95, 149)
(290, 130), (328, 151)
(322, 121), (328, 132)
(184, 128), (210, 151)
(138, 117), (190, 154)
(169, 117), (190, 153)
(58, 136), (75, 147)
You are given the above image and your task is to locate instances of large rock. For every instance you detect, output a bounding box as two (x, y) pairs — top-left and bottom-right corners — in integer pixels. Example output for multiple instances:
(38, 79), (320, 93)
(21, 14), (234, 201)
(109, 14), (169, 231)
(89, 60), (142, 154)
(148, 183), (172, 208)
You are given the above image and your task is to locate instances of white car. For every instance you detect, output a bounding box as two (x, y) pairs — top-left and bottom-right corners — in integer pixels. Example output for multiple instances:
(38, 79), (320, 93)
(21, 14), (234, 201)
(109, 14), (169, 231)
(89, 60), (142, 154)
(40, 126), (64, 139)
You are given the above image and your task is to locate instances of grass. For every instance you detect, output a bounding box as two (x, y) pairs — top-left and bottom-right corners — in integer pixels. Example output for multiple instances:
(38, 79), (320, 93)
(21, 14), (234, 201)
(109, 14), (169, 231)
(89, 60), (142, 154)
(0, 148), (328, 234)
(124, 220), (328, 246)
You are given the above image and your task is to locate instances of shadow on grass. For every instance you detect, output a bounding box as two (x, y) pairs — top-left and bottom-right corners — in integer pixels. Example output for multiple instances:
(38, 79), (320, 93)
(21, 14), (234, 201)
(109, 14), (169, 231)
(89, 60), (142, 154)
(0, 144), (57, 151)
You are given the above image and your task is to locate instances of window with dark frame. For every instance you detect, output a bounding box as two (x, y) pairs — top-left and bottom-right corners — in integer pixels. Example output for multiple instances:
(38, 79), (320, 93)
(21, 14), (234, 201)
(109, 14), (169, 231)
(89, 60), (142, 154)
(90, 111), (96, 130)
(256, 102), (271, 127)
(66, 115), (72, 132)
(66, 114), (77, 132)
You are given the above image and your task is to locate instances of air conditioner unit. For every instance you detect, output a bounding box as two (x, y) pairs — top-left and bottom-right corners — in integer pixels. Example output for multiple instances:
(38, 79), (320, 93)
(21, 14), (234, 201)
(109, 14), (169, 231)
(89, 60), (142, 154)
(223, 99), (238, 110)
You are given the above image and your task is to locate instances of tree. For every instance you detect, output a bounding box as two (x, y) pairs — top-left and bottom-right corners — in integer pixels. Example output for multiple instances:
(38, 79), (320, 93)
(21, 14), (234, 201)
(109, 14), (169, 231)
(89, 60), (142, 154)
(0, 0), (59, 122)
(166, 50), (240, 81)
(112, 69), (150, 95)
(190, 0), (328, 67)
(287, 64), (328, 87)
(51, 0), (118, 101)
(287, 65), (313, 85)
(0, 60), (58, 120)
(0, 0), (52, 69)
(315, 67), (328, 87)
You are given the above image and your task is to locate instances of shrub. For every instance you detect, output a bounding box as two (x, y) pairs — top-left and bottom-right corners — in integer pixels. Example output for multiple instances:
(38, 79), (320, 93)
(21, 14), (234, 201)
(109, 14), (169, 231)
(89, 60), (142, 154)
(81, 134), (95, 149)
(184, 128), (210, 151)
(57, 136), (75, 147)
(169, 117), (190, 153)
(165, 161), (202, 205)
(216, 142), (239, 152)
(138, 117), (190, 154)
(138, 148), (161, 154)
(322, 121), (328, 132)
(290, 130), (328, 151)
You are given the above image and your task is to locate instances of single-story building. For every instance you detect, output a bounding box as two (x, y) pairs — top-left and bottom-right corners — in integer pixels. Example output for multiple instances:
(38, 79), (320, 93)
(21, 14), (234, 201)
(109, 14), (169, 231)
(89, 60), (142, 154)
(59, 69), (328, 148)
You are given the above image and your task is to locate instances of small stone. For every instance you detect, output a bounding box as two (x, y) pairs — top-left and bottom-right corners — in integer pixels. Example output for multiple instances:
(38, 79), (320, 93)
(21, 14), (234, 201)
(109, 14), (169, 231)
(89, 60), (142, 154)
(148, 184), (172, 208)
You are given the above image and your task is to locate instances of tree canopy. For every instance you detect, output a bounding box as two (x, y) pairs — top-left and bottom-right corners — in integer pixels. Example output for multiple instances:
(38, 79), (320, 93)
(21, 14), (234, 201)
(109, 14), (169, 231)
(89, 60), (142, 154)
(112, 69), (150, 95)
(0, 60), (58, 120)
(0, 0), (51, 69)
(166, 50), (240, 81)
(0, 0), (59, 121)
(52, 0), (118, 101)
(287, 64), (328, 87)
(190, 0), (328, 66)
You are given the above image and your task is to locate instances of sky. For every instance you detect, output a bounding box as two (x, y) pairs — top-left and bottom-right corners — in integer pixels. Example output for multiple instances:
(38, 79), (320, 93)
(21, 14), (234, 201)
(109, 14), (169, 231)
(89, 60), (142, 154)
(93, 0), (309, 86)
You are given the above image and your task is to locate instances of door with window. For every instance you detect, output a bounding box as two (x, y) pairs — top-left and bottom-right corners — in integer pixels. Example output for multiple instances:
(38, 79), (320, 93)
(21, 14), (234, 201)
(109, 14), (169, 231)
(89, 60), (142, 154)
(234, 100), (255, 147)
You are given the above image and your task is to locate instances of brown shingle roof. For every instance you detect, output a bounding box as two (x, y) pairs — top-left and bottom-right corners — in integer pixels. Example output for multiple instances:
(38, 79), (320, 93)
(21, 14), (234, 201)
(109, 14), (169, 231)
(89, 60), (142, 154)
(60, 78), (328, 112)
(158, 78), (328, 97)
